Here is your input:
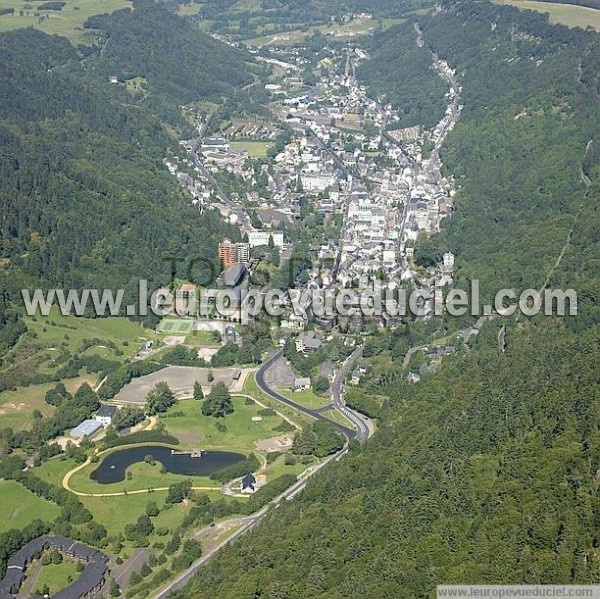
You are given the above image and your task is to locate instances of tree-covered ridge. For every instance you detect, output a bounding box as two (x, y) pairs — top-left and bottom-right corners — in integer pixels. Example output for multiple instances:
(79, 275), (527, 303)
(174, 320), (599, 599)
(0, 21), (242, 345)
(425, 0), (600, 318)
(83, 0), (258, 124)
(356, 22), (449, 129)
(172, 2), (600, 597)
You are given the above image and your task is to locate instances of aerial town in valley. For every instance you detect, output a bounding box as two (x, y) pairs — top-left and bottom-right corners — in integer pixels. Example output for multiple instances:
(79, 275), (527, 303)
(1, 1), (594, 597)
(166, 34), (461, 338)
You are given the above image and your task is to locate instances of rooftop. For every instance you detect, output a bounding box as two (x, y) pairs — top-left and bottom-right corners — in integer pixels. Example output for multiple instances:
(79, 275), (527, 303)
(71, 419), (103, 439)
(96, 404), (118, 418)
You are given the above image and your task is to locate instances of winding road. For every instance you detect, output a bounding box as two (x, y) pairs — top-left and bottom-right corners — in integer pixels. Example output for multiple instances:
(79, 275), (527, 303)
(255, 349), (369, 441)
(330, 347), (373, 443)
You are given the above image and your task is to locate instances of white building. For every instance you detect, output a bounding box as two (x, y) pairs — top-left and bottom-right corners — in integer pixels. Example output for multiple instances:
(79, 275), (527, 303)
(95, 405), (118, 426)
(248, 231), (284, 248)
(443, 251), (455, 271)
(301, 172), (335, 192)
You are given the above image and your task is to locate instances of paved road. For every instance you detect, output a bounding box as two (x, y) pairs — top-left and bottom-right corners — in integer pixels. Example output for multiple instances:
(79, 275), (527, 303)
(150, 350), (375, 598)
(256, 350), (357, 439)
(151, 444), (349, 598)
(330, 346), (373, 443)
(114, 548), (153, 590)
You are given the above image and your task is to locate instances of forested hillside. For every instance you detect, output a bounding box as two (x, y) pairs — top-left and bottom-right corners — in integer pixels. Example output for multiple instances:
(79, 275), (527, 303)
(356, 22), (448, 129)
(84, 0), (262, 125)
(0, 3), (251, 351)
(195, 0), (433, 39)
(174, 2), (600, 597)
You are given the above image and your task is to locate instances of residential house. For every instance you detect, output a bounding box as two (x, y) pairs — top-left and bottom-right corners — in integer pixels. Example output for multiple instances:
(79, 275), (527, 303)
(293, 377), (312, 391)
(95, 404), (118, 427)
(295, 331), (323, 353)
(241, 473), (257, 494)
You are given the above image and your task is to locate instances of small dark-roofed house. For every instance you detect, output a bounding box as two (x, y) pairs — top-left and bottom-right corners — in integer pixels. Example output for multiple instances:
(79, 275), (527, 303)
(241, 473), (257, 494)
(257, 208), (291, 229)
(95, 404), (118, 426)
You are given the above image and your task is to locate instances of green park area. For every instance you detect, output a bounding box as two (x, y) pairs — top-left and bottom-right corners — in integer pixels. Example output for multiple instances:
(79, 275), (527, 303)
(78, 491), (206, 538)
(0, 306), (158, 432)
(0, 480), (61, 532)
(68, 456), (219, 495)
(66, 395), (299, 495)
(0, 0), (131, 44)
(230, 140), (273, 157)
(0, 375), (90, 431)
(2, 306), (154, 387)
(33, 457), (220, 538)
(163, 395), (289, 449)
(184, 329), (221, 346)
(30, 558), (80, 596)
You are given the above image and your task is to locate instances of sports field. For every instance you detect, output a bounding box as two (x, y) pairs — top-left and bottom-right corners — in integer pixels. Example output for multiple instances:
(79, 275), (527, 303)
(230, 140), (273, 158)
(157, 318), (195, 335)
(496, 0), (600, 30)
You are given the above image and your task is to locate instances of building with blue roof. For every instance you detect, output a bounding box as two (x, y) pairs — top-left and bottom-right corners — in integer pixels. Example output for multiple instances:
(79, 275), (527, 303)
(70, 419), (103, 439)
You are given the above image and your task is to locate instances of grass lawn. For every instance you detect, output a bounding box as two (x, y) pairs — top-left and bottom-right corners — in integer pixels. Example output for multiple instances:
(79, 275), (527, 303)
(163, 396), (287, 450)
(0, 307), (156, 410)
(33, 457), (79, 485)
(245, 17), (405, 46)
(0, 481), (61, 532)
(0, 376), (91, 431)
(230, 140), (273, 157)
(495, 0), (600, 30)
(264, 454), (311, 481)
(23, 306), (153, 358)
(33, 558), (80, 595)
(176, 1), (202, 16)
(0, 0), (131, 44)
(184, 329), (220, 346)
(124, 76), (149, 98)
(69, 459), (218, 495)
(80, 490), (213, 537)
(243, 374), (310, 429)
(276, 388), (331, 410)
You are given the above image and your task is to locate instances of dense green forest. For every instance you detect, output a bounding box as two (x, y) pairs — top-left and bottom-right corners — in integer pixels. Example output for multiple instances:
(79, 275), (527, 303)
(84, 0), (263, 125)
(173, 2), (600, 597)
(0, 2), (252, 352)
(356, 22), (449, 129)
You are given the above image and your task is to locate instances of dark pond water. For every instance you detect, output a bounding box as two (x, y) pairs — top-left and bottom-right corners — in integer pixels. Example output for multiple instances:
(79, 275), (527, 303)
(90, 445), (244, 484)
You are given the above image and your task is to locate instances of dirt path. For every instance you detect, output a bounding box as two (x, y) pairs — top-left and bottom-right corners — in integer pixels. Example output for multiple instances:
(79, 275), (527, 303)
(62, 444), (221, 497)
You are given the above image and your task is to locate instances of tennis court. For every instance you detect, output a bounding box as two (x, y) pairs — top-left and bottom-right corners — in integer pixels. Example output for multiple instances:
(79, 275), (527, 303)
(156, 319), (194, 335)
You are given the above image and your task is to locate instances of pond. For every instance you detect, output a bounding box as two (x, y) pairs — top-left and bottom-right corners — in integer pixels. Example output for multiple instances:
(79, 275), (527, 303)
(90, 445), (245, 484)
